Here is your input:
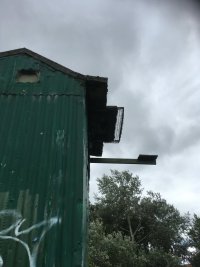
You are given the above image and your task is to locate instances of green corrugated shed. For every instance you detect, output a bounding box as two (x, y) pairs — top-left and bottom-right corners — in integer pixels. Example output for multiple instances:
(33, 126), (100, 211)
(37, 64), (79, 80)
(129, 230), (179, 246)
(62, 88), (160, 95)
(0, 48), (123, 267)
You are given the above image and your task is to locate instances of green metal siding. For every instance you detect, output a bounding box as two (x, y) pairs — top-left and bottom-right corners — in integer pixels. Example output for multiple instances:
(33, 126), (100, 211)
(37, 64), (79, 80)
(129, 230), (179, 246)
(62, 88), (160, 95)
(0, 56), (88, 267)
(0, 54), (83, 95)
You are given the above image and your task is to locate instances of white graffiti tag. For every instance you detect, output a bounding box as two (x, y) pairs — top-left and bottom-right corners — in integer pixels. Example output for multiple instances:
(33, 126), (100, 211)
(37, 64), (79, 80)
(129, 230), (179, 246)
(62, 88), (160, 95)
(0, 210), (60, 267)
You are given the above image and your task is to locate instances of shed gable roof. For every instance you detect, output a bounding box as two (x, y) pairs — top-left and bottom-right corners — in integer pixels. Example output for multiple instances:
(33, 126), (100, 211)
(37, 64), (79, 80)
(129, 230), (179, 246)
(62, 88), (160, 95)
(0, 48), (123, 156)
(0, 48), (107, 83)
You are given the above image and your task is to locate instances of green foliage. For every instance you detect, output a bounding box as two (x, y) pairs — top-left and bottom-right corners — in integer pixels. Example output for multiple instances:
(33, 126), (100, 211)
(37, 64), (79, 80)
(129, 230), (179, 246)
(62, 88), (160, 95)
(189, 214), (200, 249)
(94, 170), (142, 235)
(89, 170), (190, 267)
(188, 214), (200, 266)
(190, 252), (200, 267)
(145, 249), (179, 267)
(139, 191), (190, 255)
(88, 219), (147, 267)
(96, 170), (142, 232)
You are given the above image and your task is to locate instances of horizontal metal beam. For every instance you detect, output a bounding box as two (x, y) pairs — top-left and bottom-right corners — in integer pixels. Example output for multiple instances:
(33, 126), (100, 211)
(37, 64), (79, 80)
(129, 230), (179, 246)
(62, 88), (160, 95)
(90, 155), (158, 165)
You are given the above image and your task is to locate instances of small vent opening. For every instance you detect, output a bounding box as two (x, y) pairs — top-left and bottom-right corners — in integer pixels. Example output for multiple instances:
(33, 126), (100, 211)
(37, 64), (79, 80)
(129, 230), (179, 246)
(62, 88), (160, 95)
(114, 107), (124, 142)
(16, 69), (39, 83)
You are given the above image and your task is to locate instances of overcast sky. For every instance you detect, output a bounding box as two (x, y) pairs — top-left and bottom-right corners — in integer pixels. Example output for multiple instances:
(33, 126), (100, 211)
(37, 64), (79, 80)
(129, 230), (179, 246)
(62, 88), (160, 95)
(1, 0), (200, 215)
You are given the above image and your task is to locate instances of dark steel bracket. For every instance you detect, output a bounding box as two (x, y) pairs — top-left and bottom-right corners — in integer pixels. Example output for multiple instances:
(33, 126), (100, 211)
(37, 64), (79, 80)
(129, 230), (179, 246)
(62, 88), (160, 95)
(90, 154), (158, 165)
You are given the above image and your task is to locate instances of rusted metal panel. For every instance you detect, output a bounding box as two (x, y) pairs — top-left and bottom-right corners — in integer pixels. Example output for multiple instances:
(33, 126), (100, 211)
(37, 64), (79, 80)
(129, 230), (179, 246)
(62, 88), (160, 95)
(0, 54), (88, 267)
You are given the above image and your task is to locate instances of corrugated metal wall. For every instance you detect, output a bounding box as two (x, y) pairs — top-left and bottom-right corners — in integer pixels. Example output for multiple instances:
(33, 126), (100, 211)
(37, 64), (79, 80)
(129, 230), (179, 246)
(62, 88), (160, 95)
(0, 55), (88, 267)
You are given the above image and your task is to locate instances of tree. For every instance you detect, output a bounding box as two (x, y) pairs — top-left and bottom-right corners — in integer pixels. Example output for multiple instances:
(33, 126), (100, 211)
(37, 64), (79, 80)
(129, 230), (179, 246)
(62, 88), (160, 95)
(139, 191), (189, 256)
(88, 219), (147, 267)
(188, 214), (200, 266)
(89, 170), (189, 266)
(94, 170), (142, 240)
